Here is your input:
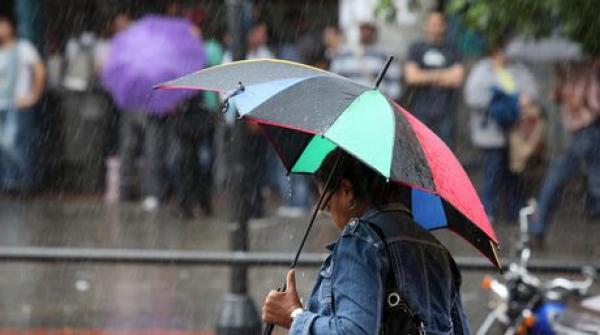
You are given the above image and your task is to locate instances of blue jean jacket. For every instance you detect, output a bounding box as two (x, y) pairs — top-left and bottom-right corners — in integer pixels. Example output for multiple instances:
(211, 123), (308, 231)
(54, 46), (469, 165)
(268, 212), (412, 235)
(290, 207), (471, 335)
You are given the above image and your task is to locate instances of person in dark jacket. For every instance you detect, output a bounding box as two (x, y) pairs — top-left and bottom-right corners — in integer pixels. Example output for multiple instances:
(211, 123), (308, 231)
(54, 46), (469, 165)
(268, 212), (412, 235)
(261, 149), (471, 334)
(172, 93), (215, 218)
(404, 10), (464, 148)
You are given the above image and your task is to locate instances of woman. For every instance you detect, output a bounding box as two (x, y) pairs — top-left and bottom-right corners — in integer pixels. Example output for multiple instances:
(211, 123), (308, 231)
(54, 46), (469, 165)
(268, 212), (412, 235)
(261, 150), (471, 334)
(464, 40), (539, 223)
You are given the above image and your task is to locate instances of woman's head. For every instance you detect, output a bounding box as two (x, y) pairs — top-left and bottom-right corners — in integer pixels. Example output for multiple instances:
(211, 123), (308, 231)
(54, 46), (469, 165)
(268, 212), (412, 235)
(487, 33), (512, 65)
(0, 14), (15, 45)
(315, 149), (409, 230)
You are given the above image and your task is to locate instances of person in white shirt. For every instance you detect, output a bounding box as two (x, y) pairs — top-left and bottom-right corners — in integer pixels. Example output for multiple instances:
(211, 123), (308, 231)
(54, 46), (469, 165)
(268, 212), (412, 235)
(330, 22), (402, 101)
(0, 13), (46, 193)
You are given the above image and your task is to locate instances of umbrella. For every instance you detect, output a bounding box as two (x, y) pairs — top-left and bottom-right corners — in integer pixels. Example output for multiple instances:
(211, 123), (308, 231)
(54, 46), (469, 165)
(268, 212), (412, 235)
(101, 15), (205, 114)
(506, 35), (582, 63)
(159, 58), (500, 268)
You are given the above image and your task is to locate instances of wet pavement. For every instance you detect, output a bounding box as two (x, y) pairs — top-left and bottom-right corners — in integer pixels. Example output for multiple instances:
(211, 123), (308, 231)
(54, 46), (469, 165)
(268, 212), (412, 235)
(0, 194), (598, 333)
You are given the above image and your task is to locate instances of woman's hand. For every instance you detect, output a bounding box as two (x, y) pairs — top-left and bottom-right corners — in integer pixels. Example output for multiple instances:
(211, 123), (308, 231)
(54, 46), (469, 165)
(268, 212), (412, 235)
(262, 269), (302, 329)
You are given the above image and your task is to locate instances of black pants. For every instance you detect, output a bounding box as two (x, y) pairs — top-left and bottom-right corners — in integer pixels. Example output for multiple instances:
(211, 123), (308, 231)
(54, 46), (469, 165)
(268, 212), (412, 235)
(172, 102), (215, 213)
(119, 110), (168, 200)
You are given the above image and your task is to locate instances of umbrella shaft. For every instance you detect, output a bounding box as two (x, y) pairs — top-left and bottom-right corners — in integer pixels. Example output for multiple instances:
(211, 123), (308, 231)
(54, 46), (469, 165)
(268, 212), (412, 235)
(263, 154), (342, 334)
(290, 154), (341, 269)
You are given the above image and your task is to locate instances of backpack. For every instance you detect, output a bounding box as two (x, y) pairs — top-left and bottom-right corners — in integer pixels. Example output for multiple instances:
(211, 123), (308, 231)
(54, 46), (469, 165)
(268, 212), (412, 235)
(486, 86), (520, 129)
(63, 39), (95, 92)
(363, 215), (426, 335)
(362, 207), (467, 334)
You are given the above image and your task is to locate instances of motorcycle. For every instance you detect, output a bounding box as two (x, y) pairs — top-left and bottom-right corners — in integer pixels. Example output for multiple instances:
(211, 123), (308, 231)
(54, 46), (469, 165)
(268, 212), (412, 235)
(476, 202), (600, 335)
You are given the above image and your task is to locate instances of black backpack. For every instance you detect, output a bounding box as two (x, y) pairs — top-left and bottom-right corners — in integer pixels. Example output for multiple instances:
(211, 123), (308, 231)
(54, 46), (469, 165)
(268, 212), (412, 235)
(363, 217), (426, 335)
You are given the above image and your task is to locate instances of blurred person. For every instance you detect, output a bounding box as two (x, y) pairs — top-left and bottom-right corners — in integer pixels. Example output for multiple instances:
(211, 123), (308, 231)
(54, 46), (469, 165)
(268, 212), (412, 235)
(404, 10), (464, 147)
(95, 11), (132, 72)
(275, 12), (306, 62)
(0, 13), (46, 194)
(530, 60), (600, 243)
(165, 2), (184, 17)
(170, 7), (219, 219)
(97, 11), (132, 202)
(464, 38), (539, 223)
(274, 36), (327, 218)
(45, 37), (64, 90)
(61, 29), (113, 192)
(330, 22), (401, 100)
(261, 149), (471, 334)
(63, 31), (97, 92)
(172, 94), (215, 219)
(290, 23), (328, 67)
(222, 20), (273, 63)
(246, 21), (273, 59)
(119, 108), (170, 211)
(114, 17), (167, 211)
(322, 25), (343, 63)
(40, 36), (66, 190)
(100, 12), (204, 209)
(221, 21), (275, 219)
(62, 11), (131, 194)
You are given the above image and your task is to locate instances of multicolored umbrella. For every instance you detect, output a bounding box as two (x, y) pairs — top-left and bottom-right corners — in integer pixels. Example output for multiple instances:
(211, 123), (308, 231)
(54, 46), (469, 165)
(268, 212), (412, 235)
(101, 15), (205, 114)
(159, 59), (500, 268)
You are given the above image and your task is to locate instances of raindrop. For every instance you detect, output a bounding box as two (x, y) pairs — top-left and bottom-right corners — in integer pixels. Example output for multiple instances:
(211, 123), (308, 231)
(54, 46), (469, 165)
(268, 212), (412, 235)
(287, 175), (292, 200)
(179, 270), (191, 281)
(20, 304), (32, 315)
(75, 279), (90, 292)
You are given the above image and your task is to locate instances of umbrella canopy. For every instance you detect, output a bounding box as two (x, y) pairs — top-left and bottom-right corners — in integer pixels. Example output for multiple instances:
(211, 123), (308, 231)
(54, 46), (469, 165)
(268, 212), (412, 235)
(159, 59), (500, 268)
(101, 15), (205, 114)
(506, 35), (582, 63)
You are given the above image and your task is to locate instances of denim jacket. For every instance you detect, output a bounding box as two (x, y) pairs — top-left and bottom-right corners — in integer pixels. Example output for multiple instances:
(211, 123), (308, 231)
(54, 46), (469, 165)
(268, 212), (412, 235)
(290, 207), (471, 335)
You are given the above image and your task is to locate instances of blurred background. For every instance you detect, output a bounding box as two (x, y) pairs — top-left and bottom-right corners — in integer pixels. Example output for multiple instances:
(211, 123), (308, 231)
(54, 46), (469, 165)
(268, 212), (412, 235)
(0, 0), (598, 334)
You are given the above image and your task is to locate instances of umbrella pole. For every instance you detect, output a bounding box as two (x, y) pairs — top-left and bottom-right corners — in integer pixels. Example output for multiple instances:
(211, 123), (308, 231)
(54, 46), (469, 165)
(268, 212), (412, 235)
(373, 56), (394, 89)
(263, 154), (342, 335)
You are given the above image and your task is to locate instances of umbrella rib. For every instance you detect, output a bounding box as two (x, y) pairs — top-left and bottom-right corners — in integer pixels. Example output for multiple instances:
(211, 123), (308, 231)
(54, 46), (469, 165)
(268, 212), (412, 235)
(239, 76), (368, 134)
(388, 100), (436, 191)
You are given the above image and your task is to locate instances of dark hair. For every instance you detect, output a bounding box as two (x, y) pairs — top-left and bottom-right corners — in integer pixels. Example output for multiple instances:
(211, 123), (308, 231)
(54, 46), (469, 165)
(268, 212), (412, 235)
(324, 24), (342, 33)
(487, 31), (512, 55)
(0, 13), (16, 28)
(427, 9), (447, 21)
(251, 19), (268, 30)
(315, 149), (410, 207)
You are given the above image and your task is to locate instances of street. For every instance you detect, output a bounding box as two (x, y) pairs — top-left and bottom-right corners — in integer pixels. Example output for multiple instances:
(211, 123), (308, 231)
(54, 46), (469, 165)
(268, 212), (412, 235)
(0, 194), (597, 333)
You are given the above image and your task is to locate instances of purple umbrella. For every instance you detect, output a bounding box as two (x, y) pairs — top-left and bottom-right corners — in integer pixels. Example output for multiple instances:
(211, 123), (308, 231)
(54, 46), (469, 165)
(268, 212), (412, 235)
(101, 15), (205, 114)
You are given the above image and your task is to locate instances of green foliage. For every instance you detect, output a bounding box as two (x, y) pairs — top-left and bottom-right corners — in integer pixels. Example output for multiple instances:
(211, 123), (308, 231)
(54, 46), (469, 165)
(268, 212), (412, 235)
(375, 0), (422, 23)
(375, 0), (397, 23)
(448, 0), (555, 50)
(555, 0), (600, 55)
(448, 0), (599, 56)
(376, 0), (600, 55)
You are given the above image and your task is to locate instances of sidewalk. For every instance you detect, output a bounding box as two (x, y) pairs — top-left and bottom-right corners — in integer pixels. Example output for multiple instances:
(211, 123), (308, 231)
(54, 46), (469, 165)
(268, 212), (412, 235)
(0, 196), (597, 331)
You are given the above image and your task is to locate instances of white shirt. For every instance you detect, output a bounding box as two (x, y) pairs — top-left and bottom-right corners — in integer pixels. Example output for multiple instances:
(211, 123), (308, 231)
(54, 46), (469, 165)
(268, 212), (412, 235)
(0, 39), (41, 109)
